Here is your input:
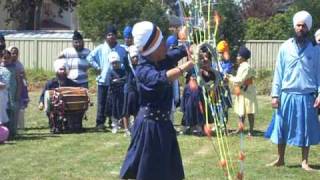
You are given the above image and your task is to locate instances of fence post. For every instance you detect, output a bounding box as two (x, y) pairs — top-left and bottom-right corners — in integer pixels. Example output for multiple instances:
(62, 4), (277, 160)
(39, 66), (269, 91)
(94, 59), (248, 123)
(34, 39), (39, 69)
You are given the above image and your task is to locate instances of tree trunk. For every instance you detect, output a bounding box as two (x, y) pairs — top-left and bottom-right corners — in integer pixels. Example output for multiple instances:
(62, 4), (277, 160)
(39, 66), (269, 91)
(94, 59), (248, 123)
(24, 1), (36, 30)
(34, 0), (43, 30)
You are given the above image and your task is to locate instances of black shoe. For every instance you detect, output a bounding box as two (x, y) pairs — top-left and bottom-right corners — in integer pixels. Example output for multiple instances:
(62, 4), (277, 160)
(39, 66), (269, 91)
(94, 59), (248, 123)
(96, 124), (106, 131)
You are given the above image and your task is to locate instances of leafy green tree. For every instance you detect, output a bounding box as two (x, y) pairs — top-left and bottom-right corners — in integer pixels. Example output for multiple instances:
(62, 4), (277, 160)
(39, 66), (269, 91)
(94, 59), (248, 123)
(78, 0), (145, 42)
(78, 0), (169, 42)
(138, 1), (169, 37)
(244, 0), (320, 40)
(216, 0), (246, 58)
(245, 13), (292, 40)
(1, 0), (77, 30)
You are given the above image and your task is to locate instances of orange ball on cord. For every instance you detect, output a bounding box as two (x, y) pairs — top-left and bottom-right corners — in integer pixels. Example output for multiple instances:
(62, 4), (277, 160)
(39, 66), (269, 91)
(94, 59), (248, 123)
(239, 151), (245, 161)
(204, 124), (212, 137)
(219, 159), (227, 168)
(238, 121), (244, 132)
(178, 26), (188, 41)
(236, 172), (244, 180)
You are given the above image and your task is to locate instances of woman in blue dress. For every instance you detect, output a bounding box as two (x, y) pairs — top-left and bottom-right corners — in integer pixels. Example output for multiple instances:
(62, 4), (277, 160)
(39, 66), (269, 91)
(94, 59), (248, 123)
(181, 72), (205, 135)
(120, 21), (194, 180)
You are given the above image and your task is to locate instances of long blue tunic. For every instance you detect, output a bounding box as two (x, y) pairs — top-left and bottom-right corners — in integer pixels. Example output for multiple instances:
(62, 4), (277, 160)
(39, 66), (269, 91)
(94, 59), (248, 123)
(181, 83), (205, 127)
(120, 47), (187, 180)
(270, 38), (320, 146)
(122, 66), (139, 117)
(106, 68), (126, 119)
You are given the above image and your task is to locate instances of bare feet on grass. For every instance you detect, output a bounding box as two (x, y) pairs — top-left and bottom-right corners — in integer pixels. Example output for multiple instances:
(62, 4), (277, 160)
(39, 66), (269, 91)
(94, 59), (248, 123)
(301, 161), (317, 172)
(266, 159), (285, 167)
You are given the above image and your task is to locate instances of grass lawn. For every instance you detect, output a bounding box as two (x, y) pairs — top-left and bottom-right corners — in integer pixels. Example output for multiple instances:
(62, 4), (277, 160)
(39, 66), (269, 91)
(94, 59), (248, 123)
(1, 92), (320, 180)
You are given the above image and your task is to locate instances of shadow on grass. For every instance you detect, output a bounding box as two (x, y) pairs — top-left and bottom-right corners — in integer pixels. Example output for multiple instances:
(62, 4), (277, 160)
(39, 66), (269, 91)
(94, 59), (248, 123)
(228, 129), (265, 137)
(2, 134), (61, 144)
(22, 127), (110, 134)
(287, 164), (320, 170)
(3, 127), (110, 144)
(24, 126), (49, 130)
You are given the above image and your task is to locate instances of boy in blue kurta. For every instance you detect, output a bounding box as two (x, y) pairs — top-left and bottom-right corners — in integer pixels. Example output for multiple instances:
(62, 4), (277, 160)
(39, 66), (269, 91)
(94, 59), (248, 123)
(106, 51), (126, 134)
(122, 46), (140, 136)
(269, 11), (320, 171)
(120, 21), (194, 180)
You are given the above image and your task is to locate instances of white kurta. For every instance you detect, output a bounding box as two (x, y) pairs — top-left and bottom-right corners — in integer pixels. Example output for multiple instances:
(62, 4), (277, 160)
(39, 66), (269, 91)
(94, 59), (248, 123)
(229, 61), (257, 116)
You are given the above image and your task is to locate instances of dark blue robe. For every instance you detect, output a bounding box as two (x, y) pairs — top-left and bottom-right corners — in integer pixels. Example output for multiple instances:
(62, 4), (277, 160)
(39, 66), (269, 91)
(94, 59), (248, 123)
(120, 47), (187, 180)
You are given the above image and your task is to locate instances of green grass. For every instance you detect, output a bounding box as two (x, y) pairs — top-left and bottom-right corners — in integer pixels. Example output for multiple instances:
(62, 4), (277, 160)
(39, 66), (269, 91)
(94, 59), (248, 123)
(1, 92), (320, 180)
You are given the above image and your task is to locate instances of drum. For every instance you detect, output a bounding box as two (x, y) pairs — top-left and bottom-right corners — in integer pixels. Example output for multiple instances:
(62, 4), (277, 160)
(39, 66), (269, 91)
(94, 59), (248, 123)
(52, 87), (89, 112)
(47, 87), (90, 133)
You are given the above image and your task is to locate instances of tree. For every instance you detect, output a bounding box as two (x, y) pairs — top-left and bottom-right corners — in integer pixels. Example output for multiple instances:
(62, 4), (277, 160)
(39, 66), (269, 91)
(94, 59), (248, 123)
(216, 0), (246, 58)
(139, 1), (170, 37)
(244, 0), (320, 40)
(241, 0), (290, 20)
(78, 0), (169, 42)
(1, 0), (77, 30)
(245, 13), (292, 40)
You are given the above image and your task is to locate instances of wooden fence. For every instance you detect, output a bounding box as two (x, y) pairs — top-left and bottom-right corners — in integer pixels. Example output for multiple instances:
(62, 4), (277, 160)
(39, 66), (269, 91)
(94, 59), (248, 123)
(5, 38), (285, 71)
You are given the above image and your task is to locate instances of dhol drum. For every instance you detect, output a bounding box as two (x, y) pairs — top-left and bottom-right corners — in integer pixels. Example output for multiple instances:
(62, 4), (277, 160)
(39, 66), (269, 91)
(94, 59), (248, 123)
(47, 87), (90, 133)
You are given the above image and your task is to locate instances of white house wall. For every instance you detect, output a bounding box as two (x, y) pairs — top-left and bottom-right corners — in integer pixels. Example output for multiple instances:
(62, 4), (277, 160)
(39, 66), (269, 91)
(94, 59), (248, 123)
(42, 0), (77, 29)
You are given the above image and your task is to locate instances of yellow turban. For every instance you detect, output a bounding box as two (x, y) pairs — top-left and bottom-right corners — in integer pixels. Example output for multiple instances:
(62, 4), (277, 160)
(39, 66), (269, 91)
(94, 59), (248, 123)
(216, 40), (229, 53)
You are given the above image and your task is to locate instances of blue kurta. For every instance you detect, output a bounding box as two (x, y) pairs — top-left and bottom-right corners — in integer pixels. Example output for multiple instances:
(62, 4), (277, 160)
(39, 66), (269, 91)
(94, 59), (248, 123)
(270, 38), (320, 146)
(106, 68), (126, 119)
(120, 48), (187, 180)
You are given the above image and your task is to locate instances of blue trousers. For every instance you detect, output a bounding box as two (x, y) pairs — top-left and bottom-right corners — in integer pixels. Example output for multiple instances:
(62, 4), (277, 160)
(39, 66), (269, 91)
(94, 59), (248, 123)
(96, 85), (109, 126)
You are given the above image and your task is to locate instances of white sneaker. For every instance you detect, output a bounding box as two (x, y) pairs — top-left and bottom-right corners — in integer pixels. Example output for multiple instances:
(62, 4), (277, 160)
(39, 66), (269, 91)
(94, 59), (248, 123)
(124, 129), (131, 137)
(112, 127), (118, 134)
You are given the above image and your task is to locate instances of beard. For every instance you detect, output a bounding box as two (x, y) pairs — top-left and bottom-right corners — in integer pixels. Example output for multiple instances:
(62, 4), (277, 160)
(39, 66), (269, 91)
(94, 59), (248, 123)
(295, 31), (309, 43)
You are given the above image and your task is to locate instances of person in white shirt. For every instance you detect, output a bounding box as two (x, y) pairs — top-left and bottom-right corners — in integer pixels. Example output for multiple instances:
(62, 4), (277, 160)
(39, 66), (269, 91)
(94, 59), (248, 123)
(58, 31), (90, 88)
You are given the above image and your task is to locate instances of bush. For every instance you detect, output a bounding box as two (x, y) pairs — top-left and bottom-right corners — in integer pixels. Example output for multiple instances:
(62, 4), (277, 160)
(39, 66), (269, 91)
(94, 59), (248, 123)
(255, 69), (273, 95)
(25, 69), (55, 90)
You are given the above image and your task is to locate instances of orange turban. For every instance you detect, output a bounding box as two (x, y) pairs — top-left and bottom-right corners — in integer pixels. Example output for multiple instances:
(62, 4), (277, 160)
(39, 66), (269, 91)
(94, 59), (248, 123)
(217, 40), (229, 53)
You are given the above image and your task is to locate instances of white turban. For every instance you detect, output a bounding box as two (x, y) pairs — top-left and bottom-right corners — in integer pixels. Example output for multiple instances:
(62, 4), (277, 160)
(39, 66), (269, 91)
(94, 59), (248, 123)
(132, 21), (163, 56)
(314, 29), (320, 38)
(128, 45), (139, 58)
(293, 10), (312, 30)
(7, 46), (18, 52)
(54, 59), (68, 72)
(108, 51), (120, 63)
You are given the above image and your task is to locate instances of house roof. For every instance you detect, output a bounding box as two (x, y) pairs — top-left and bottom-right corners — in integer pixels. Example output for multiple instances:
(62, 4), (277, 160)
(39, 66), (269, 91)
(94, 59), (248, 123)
(0, 30), (75, 39)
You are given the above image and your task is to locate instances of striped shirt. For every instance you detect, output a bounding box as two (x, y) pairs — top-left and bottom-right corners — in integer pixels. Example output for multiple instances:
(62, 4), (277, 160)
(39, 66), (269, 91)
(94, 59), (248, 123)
(60, 47), (91, 84)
